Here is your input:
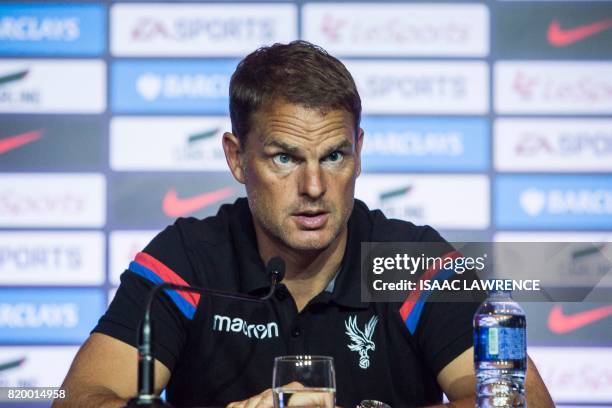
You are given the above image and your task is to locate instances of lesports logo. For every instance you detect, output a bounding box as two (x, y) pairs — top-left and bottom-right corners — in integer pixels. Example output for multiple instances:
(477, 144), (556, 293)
(547, 18), (612, 47)
(0, 69), (28, 86)
(530, 347), (612, 403)
(303, 3), (488, 57)
(0, 129), (43, 155)
(0, 357), (25, 372)
(320, 14), (345, 42)
(547, 304), (612, 334)
(495, 62), (612, 114)
(319, 13), (471, 45)
(162, 187), (236, 217)
(0, 173), (106, 227)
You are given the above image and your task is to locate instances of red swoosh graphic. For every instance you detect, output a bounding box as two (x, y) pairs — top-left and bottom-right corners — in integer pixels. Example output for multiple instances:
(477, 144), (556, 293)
(0, 129), (44, 154)
(547, 18), (612, 47)
(162, 187), (235, 217)
(547, 304), (612, 334)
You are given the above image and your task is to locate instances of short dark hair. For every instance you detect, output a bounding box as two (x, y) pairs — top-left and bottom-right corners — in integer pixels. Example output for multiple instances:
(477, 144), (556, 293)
(229, 40), (361, 144)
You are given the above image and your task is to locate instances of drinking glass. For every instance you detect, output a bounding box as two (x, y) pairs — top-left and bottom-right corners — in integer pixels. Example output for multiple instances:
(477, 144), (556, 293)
(272, 355), (336, 408)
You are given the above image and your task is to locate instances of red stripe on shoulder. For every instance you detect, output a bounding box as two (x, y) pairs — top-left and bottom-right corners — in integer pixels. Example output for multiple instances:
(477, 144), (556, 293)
(134, 251), (200, 307)
(399, 250), (461, 321)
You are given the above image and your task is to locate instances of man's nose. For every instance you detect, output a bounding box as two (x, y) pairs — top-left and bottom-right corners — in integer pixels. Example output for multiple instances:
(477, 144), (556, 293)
(298, 162), (326, 199)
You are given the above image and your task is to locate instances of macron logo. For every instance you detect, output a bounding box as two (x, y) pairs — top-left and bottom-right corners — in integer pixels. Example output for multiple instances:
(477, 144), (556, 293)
(213, 314), (279, 339)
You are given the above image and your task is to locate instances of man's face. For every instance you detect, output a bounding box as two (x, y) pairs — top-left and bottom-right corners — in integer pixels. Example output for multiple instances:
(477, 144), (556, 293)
(238, 102), (363, 252)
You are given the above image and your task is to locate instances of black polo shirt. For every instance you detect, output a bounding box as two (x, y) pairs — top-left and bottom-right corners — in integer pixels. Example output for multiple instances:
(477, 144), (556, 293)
(95, 198), (479, 408)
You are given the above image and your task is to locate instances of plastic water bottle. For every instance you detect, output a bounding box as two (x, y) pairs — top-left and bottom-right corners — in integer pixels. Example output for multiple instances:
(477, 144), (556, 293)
(473, 289), (527, 407)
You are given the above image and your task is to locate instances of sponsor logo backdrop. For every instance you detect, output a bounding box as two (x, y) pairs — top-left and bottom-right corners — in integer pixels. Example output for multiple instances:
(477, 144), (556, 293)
(0, 1), (611, 405)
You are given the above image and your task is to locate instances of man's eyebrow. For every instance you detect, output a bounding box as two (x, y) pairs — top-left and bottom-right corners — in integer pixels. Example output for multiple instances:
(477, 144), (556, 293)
(263, 140), (300, 153)
(327, 139), (354, 152)
(263, 139), (355, 155)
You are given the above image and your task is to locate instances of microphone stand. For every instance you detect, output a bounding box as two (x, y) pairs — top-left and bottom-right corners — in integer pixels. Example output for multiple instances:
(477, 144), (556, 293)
(125, 258), (285, 407)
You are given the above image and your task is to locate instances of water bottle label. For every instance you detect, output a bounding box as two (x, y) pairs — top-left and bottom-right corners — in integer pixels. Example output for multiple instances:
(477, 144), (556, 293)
(488, 328), (499, 355)
(477, 327), (525, 361)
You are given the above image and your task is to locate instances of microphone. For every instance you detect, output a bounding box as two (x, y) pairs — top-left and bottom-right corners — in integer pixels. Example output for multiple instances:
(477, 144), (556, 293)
(125, 257), (285, 407)
(261, 256), (286, 300)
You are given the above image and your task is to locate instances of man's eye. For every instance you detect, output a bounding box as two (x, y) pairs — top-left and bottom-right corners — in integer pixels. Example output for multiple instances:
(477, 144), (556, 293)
(325, 151), (344, 163)
(272, 154), (294, 166)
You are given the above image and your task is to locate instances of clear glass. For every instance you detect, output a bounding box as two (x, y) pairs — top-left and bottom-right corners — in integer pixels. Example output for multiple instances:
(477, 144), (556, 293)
(272, 355), (336, 408)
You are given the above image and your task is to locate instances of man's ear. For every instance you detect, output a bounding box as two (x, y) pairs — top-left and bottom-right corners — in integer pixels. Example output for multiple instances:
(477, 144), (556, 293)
(355, 127), (364, 178)
(222, 132), (246, 184)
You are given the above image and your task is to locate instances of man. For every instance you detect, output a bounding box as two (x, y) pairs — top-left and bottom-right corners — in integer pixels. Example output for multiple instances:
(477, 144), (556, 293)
(56, 41), (553, 408)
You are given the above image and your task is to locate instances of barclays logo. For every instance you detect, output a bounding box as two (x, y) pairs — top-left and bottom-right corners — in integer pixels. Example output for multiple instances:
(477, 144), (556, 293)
(0, 17), (79, 41)
(361, 117), (488, 171)
(520, 188), (612, 217)
(112, 60), (237, 113)
(0, 303), (78, 329)
(0, 4), (105, 55)
(135, 72), (227, 102)
(520, 188), (546, 217)
(496, 175), (612, 229)
(0, 289), (105, 344)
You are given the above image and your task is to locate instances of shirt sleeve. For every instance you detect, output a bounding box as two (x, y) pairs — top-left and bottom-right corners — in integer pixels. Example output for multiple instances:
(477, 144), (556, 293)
(399, 225), (485, 376)
(92, 223), (200, 371)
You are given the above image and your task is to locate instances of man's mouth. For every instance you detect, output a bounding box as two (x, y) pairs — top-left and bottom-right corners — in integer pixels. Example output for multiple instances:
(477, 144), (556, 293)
(292, 210), (329, 230)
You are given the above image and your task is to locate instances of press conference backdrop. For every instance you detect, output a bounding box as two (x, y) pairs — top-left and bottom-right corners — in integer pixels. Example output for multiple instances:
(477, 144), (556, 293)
(0, 1), (611, 406)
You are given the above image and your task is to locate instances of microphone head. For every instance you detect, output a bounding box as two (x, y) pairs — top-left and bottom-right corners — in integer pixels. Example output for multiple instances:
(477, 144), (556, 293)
(266, 256), (285, 283)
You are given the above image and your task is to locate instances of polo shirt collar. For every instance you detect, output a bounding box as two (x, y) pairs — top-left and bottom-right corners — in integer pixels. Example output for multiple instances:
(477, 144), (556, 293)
(230, 198), (370, 309)
(328, 202), (370, 309)
(229, 198), (269, 295)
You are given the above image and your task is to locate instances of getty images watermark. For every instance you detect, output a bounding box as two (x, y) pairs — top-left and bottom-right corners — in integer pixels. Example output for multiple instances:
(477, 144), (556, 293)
(0, 387), (67, 402)
(360, 242), (612, 302)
